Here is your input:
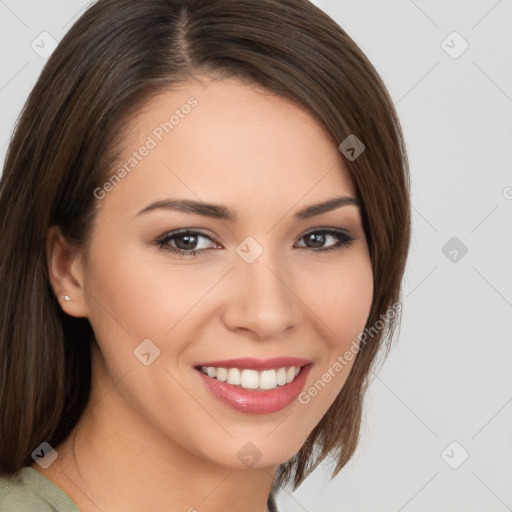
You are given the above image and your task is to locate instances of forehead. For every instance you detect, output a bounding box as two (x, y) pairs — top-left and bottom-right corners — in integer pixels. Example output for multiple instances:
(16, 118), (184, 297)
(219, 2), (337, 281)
(100, 77), (357, 220)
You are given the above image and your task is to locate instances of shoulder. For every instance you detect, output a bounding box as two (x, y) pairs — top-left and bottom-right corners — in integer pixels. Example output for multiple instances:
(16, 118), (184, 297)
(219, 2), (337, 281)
(0, 467), (80, 512)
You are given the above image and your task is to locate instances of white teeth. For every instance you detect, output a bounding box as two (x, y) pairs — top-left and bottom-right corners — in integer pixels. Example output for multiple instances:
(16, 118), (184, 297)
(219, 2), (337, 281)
(227, 367), (241, 385)
(276, 368), (287, 386)
(216, 367), (227, 382)
(241, 369), (259, 389)
(259, 369), (277, 390)
(200, 365), (302, 390)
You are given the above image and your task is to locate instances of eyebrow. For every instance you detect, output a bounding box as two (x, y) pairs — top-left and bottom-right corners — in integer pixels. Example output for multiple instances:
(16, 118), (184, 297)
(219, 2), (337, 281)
(136, 195), (360, 221)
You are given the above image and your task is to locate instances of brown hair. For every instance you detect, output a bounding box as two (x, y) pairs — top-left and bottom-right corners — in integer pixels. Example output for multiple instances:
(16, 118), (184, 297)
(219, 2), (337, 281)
(0, 0), (410, 493)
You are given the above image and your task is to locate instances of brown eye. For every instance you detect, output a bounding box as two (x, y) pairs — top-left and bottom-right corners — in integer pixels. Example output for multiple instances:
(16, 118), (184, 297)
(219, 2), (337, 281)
(156, 230), (218, 257)
(296, 229), (355, 252)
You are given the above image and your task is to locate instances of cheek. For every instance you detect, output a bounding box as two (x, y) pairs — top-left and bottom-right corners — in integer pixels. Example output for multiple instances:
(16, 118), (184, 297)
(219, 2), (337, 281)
(84, 241), (205, 336)
(295, 252), (373, 418)
(308, 252), (374, 348)
(82, 238), (228, 379)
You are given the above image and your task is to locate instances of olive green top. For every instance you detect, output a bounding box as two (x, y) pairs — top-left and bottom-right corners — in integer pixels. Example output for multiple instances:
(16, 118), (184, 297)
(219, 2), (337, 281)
(0, 466), (279, 511)
(0, 467), (80, 511)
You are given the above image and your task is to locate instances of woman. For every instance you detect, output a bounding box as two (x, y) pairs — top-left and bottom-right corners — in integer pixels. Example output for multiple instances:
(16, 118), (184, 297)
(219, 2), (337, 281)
(0, 0), (410, 510)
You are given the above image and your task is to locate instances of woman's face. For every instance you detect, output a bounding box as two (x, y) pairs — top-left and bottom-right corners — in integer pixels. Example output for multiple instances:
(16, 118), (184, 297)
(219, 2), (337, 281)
(68, 77), (373, 469)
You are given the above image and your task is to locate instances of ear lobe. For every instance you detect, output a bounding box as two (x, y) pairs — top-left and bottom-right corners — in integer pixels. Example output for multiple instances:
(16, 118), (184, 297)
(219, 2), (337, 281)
(46, 225), (89, 318)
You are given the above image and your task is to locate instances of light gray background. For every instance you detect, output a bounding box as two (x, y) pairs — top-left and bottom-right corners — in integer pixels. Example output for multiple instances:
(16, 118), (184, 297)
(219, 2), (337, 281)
(1, 1), (511, 511)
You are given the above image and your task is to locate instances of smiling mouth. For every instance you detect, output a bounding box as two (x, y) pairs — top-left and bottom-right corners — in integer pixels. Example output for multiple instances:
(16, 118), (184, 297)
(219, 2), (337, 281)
(194, 359), (313, 414)
(195, 365), (305, 391)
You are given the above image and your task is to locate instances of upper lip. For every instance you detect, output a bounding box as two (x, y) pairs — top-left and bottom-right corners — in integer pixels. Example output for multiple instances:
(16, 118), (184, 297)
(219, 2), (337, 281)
(194, 357), (311, 371)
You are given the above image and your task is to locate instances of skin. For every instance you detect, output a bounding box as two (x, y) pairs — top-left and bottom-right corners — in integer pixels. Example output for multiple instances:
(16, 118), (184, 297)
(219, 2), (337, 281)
(35, 76), (373, 512)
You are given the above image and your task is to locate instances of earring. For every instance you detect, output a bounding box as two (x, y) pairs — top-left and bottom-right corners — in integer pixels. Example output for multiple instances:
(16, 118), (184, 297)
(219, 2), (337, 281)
(61, 295), (71, 302)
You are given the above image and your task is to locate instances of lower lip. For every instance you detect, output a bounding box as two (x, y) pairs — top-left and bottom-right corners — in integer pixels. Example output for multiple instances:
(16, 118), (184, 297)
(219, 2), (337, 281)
(195, 365), (312, 414)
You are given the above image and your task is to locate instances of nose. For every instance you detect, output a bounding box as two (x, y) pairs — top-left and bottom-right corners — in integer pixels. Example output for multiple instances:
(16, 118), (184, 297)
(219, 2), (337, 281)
(221, 248), (302, 340)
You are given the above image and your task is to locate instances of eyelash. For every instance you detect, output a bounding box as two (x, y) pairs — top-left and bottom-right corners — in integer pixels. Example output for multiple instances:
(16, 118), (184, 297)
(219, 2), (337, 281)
(154, 228), (356, 258)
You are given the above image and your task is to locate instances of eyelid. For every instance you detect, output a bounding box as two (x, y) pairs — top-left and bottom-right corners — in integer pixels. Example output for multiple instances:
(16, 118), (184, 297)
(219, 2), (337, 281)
(299, 226), (353, 238)
(157, 228), (219, 242)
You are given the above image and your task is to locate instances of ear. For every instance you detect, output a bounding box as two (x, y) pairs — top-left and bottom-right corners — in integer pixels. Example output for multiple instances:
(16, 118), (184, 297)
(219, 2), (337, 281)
(46, 225), (89, 318)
